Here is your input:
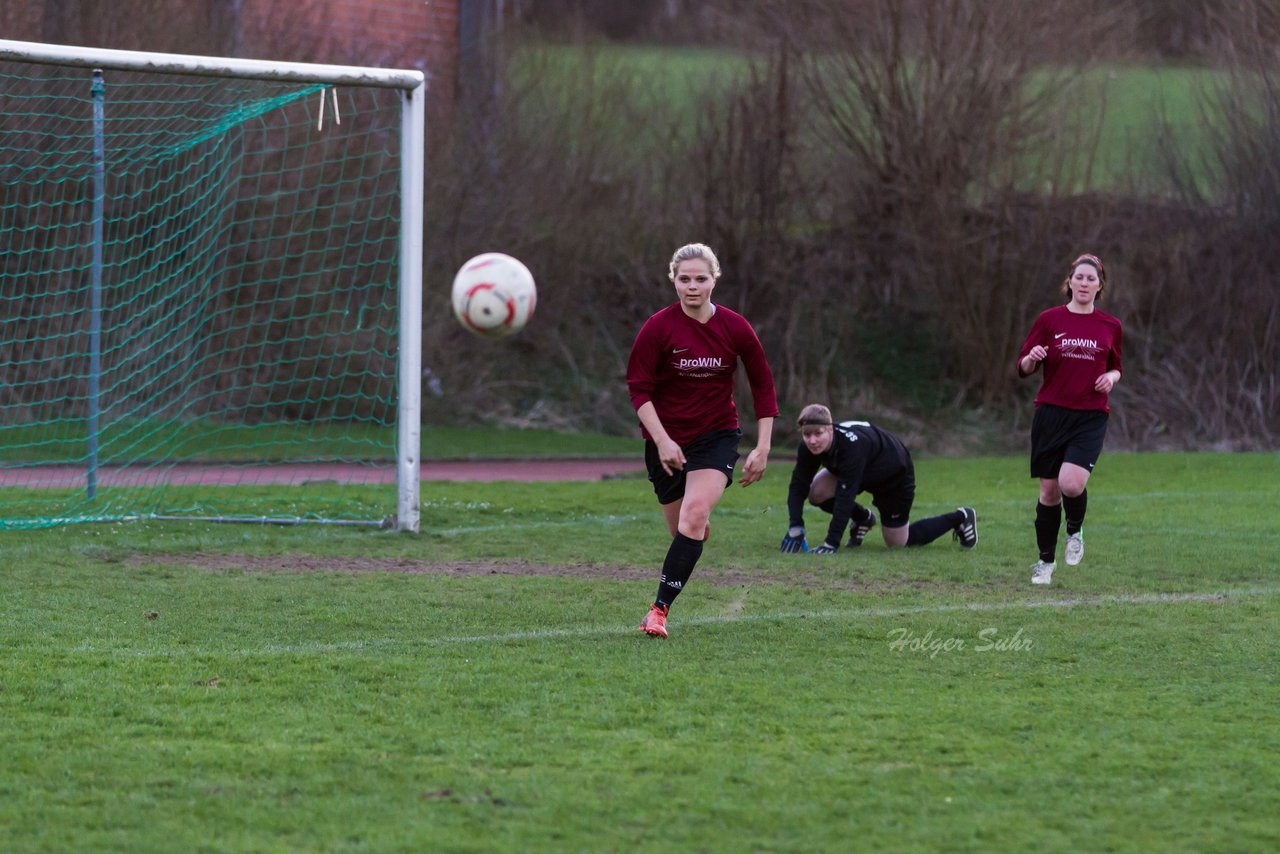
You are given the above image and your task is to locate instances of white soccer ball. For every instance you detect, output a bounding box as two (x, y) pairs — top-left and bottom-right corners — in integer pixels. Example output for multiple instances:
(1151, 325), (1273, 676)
(451, 252), (537, 338)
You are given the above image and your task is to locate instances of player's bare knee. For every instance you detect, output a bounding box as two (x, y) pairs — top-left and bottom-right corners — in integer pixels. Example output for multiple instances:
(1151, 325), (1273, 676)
(1060, 477), (1087, 497)
(679, 508), (712, 537)
(883, 528), (909, 548)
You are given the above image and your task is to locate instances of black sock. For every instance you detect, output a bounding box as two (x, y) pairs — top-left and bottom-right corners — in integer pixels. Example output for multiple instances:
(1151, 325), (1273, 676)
(816, 499), (871, 527)
(1063, 490), (1087, 536)
(1035, 502), (1062, 563)
(656, 532), (704, 609)
(906, 510), (962, 546)
(816, 499), (871, 519)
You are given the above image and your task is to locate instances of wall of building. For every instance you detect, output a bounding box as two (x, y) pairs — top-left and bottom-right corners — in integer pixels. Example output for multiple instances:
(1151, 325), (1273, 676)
(239, 0), (460, 120)
(1, 0), (461, 121)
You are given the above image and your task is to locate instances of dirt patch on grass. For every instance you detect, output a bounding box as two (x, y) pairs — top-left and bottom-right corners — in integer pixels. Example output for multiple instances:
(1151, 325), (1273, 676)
(131, 551), (993, 594)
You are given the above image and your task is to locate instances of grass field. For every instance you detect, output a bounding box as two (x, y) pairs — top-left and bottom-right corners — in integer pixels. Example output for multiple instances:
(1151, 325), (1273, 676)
(517, 43), (1224, 195)
(0, 423), (640, 465)
(0, 424), (643, 531)
(1052, 64), (1220, 194)
(2, 450), (1277, 851)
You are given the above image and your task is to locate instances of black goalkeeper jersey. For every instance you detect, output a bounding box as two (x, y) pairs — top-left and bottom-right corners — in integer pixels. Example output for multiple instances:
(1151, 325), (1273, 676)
(786, 421), (912, 547)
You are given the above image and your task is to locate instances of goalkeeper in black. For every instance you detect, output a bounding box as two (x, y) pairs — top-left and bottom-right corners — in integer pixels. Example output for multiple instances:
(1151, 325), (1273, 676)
(779, 404), (978, 554)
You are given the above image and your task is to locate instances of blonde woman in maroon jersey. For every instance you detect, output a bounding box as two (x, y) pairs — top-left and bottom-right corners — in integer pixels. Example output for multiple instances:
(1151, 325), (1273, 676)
(1017, 253), (1123, 586)
(626, 243), (779, 638)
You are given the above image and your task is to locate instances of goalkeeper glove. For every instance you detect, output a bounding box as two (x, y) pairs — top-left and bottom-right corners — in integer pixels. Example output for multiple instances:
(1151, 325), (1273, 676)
(779, 526), (808, 553)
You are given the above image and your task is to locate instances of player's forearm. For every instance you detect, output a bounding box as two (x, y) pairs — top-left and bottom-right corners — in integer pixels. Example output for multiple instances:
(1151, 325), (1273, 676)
(826, 489), (858, 546)
(635, 402), (673, 445)
(786, 486), (807, 529)
(753, 416), (774, 453)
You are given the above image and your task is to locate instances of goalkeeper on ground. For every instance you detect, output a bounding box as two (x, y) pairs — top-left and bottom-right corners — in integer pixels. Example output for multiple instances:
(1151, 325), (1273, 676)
(780, 404), (978, 554)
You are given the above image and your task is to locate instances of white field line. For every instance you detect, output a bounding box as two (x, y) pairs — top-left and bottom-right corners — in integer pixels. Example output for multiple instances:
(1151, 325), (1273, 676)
(67, 585), (1280, 656)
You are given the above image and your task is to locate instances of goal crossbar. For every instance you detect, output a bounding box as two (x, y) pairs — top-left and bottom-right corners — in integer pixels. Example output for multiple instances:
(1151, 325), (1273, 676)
(0, 39), (424, 89)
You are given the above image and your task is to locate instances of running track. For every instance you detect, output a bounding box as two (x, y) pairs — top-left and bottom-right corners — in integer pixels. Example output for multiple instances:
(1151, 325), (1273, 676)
(0, 459), (646, 487)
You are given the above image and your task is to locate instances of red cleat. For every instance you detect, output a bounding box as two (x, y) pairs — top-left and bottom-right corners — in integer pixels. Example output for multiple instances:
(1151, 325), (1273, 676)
(639, 604), (668, 638)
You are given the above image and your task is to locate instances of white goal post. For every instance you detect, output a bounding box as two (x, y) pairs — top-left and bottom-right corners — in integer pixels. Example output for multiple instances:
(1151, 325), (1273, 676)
(0, 39), (425, 532)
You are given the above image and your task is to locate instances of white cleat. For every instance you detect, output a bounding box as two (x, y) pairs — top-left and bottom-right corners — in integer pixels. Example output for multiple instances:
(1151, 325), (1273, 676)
(1065, 532), (1084, 567)
(1031, 560), (1055, 586)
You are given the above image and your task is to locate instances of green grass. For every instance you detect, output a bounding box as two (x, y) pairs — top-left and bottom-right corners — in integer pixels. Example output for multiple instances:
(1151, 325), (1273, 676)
(0, 424), (642, 530)
(515, 43), (1229, 195)
(0, 422), (638, 464)
(417, 424), (639, 458)
(1, 451), (1278, 851)
(1051, 63), (1222, 193)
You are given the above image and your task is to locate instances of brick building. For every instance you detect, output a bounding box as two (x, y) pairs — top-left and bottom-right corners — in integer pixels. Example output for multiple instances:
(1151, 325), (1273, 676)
(2, 0), (481, 123)
(236, 0), (468, 123)
(240, 1), (460, 96)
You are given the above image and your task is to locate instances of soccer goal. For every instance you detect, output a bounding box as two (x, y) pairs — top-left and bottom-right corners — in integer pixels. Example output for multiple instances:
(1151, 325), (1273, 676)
(0, 39), (424, 532)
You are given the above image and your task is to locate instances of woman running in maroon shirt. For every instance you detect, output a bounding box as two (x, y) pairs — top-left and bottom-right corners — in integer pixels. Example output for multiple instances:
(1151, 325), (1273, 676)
(1017, 253), (1123, 586)
(627, 243), (779, 638)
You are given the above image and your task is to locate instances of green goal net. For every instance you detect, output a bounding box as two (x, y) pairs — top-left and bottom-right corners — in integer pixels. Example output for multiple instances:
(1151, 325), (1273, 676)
(0, 41), (424, 531)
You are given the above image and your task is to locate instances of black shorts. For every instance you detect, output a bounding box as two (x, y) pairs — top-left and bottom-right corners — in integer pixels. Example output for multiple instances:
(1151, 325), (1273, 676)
(1030, 404), (1109, 479)
(864, 459), (916, 529)
(645, 428), (740, 505)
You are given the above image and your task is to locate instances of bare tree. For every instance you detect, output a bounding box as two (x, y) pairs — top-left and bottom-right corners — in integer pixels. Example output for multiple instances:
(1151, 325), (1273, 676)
(1123, 0), (1280, 447)
(778, 0), (1126, 404)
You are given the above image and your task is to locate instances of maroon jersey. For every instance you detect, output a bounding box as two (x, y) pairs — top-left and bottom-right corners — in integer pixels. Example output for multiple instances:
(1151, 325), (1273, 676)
(1017, 305), (1123, 412)
(627, 303), (779, 446)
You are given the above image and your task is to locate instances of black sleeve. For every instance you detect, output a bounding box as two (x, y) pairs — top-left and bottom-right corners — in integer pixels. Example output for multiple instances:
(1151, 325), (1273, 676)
(824, 437), (869, 547)
(787, 448), (820, 529)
